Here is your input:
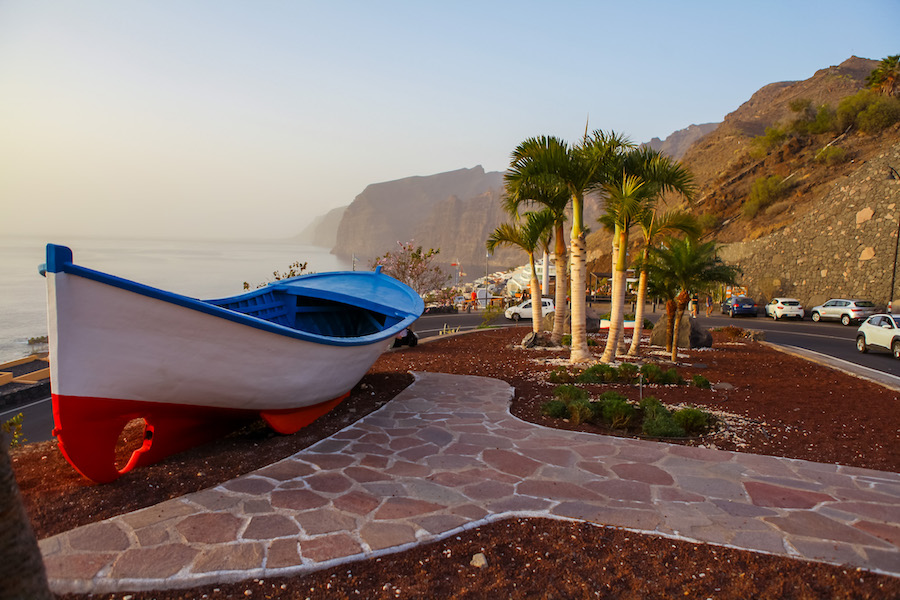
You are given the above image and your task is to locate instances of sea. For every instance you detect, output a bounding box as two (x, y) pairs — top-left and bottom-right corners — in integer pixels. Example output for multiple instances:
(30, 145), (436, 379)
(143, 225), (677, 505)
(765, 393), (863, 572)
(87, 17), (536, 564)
(0, 235), (351, 364)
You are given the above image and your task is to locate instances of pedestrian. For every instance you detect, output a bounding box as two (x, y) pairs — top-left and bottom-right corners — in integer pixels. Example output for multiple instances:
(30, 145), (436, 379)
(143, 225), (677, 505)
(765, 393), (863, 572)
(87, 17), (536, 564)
(691, 293), (699, 318)
(705, 293), (713, 317)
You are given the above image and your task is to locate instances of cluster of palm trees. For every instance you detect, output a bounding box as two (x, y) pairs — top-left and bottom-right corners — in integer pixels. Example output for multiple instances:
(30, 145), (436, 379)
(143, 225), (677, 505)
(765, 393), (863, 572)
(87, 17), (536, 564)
(488, 129), (738, 364)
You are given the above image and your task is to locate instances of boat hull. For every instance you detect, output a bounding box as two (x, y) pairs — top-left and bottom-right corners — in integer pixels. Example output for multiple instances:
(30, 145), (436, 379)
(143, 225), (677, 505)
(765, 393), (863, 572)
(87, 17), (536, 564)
(43, 244), (420, 483)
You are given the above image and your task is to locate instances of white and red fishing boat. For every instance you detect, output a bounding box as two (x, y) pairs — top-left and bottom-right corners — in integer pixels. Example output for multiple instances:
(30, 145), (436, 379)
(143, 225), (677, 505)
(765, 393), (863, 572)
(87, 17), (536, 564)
(41, 243), (423, 483)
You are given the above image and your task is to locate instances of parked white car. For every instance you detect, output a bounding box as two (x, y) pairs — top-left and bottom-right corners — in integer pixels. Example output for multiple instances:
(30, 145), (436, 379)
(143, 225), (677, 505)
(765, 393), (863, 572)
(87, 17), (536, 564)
(505, 298), (554, 321)
(810, 298), (878, 326)
(764, 297), (805, 320)
(856, 314), (900, 358)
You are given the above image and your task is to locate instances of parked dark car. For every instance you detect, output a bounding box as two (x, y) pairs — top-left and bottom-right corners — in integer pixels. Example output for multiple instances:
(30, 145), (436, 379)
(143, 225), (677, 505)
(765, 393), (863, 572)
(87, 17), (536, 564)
(721, 296), (758, 317)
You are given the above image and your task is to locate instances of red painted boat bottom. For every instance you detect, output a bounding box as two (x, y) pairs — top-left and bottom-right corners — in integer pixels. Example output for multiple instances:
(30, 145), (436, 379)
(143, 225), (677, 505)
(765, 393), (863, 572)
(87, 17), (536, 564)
(260, 393), (349, 434)
(52, 393), (349, 483)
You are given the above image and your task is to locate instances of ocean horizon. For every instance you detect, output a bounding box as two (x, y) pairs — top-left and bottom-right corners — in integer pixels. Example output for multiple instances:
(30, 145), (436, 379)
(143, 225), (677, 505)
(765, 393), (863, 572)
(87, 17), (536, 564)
(0, 235), (351, 364)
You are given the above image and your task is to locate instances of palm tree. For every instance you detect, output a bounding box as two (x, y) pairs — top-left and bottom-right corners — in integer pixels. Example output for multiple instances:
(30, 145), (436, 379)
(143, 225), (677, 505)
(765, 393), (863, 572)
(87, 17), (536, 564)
(504, 169), (570, 344)
(597, 147), (695, 362)
(486, 210), (555, 334)
(505, 131), (631, 362)
(596, 175), (654, 363)
(866, 54), (900, 97)
(627, 209), (700, 357)
(647, 235), (740, 362)
(0, 443), (52, 598)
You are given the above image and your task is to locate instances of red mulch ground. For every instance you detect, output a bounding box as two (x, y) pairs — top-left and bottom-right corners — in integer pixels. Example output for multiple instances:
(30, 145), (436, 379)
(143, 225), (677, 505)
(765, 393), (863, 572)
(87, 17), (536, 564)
(10, 325), (900, 599)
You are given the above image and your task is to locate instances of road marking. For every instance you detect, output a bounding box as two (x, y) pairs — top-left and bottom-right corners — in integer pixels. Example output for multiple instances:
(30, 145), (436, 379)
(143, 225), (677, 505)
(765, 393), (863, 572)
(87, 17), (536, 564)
(0, 396), (51, 418)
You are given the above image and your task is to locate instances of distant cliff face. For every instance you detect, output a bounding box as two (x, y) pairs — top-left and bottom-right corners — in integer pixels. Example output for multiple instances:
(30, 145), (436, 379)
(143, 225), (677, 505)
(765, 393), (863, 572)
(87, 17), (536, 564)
(645, 123), (719, 160)
(296, 204), (347, 248)
(332, 166), (522, 277)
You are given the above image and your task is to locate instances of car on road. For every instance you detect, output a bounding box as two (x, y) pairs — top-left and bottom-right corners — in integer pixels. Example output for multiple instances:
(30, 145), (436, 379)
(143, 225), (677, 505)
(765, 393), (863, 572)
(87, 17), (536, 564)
(856, 314), (900, 358)
(764, 297), (805, 320)
(721, 296), (758, 317)
(810, 298), (877, 326)
(505, 297), (554, 321)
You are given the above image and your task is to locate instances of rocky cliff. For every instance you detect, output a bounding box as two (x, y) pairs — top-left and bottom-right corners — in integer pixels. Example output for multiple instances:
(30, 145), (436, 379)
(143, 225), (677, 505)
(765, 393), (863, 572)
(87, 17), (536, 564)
(331, 166), (522, 275)
(646, 123), (719, 160)
(296, 204), (347, 248)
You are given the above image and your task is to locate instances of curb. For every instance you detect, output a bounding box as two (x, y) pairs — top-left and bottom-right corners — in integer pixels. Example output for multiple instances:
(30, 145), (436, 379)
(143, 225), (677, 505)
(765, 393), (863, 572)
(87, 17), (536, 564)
(762, 341), (900, 393)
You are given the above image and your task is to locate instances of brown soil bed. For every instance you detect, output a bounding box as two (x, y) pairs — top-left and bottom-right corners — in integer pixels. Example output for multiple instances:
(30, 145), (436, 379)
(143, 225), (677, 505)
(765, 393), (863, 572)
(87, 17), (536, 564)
(11, 326), (900, 599)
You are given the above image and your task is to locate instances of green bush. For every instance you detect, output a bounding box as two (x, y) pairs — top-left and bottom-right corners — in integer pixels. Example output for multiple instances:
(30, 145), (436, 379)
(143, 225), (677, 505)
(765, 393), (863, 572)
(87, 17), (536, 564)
(639, 363), (663, 384)
(815, 146), (848, 166)
(673, 407), (711, 435)
(749, 125), (788, 158)
(643, 412), (687, 438)
(2, 413), (26, 448)
(541, 400), (569, 419)
(858, 96), (900, 133)
(639, 396), (669, 420)
(660, 368), (685, 386)
(835, 90), (900, 134)
(560, 334), (597, 347)
(548, 367), (575, 384)
(691, 374), (712, 389)
(616, 362), (639, 384)
(553, 385), (589, 404)
(743, 175), (786, 219)
(598, 393), (635, 429)
(568, 398), (594, 425)
(578, 363), (618, 384)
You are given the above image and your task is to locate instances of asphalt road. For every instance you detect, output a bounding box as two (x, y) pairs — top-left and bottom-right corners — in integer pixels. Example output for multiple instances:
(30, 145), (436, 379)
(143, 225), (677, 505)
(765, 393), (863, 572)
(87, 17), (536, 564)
(10, 306), (897, 446)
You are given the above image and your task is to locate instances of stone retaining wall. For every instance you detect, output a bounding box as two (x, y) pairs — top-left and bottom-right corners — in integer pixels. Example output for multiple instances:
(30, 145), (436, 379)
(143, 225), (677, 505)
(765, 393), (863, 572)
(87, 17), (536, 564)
(718, 141), (900, 309)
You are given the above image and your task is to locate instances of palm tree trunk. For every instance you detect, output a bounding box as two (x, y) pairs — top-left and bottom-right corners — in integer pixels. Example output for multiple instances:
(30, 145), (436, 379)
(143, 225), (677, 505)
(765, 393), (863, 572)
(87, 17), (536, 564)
(627, 264), (649, 356)
(541, 249), (550, 297)
(670, 290), (690, 362)
(529, 256), (542, 334)
(0, 443), (52, 599)
(601, 228), (628, 363)
(550, 224), (568, 345)
(665, 299), (676, 353)
(569, 233), (590, 362)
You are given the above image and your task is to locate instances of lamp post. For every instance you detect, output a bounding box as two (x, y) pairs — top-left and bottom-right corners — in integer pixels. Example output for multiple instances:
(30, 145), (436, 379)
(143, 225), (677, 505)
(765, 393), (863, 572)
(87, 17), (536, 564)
(889, 166), (900, 313)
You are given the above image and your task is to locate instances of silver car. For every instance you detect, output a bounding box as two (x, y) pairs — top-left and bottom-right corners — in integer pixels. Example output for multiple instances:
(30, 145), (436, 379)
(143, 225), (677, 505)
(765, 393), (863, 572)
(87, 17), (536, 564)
(810, 298), (877, 326)
(856, 314), (900, 358)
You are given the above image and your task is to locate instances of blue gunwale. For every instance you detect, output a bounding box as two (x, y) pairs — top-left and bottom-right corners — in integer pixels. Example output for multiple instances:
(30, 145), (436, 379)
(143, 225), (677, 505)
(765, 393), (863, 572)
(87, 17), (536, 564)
(43, 244), (423, 347)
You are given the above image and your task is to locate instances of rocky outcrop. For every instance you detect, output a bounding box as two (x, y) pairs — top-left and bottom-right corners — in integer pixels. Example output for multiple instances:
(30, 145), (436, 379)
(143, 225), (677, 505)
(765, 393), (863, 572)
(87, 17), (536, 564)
(718, 141), (900, 308)
(331, 166), (521, 274)
(645, 123), (719, 160)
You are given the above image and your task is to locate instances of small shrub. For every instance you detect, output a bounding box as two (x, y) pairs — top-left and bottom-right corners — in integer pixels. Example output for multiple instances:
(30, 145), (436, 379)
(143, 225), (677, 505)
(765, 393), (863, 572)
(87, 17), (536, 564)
(553, 385), (589, 404)
(639, 396), (669, 420)
(548, 367), (575, 384)
(660, 368), (685, 386)
(673, 407), (711, 435)
(541, 400), (569, 419)
(816, 146), (848, 166)
(477, 304), (505, 328)
(599, 394), (635, 429)
(561, 334), (571, 346)
(2, 413), (26, 448)
(857, 96), (900, 133)
(639, 363), (663, 384)
(578, 364), (618, 384)
(749, 125), (788, 158)
(692, 374), (712, 389)
(643, 413), (687, 438)
(743, 175), (785, 219)
(616, 362), (639, 384)
(568, 398), (594, 426)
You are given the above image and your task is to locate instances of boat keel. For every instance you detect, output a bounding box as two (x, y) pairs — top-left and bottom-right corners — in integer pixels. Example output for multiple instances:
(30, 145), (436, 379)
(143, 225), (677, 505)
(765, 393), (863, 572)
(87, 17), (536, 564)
(260, 392), (349, 434)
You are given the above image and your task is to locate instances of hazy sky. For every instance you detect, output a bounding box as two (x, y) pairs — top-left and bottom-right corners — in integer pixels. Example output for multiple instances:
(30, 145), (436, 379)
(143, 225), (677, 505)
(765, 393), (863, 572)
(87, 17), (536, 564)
(1, 1), (895, 241)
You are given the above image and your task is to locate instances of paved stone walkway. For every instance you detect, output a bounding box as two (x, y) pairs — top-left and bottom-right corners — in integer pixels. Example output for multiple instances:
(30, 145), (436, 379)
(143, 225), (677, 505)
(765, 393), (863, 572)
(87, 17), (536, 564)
(40, 372), (900, 594)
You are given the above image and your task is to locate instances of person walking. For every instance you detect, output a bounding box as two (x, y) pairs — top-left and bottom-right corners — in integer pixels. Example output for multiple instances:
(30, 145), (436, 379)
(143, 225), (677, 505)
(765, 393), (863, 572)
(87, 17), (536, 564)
(705, 293), (713, 317)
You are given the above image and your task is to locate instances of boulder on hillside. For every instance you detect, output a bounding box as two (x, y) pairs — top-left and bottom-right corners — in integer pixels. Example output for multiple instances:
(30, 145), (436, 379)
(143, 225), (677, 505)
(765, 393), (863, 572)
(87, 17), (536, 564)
(649, 316), (712, 349)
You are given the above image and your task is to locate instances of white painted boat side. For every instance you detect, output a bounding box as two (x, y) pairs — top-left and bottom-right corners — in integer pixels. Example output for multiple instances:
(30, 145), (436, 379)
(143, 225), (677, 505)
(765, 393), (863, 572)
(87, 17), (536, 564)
(47, 271), (390, 411)
(599, 319), (637, 329)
